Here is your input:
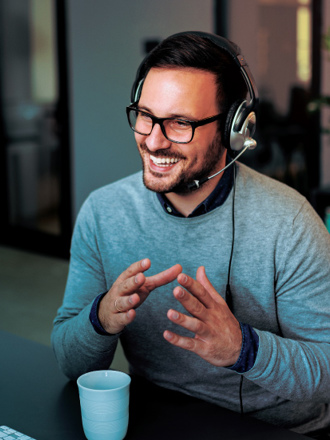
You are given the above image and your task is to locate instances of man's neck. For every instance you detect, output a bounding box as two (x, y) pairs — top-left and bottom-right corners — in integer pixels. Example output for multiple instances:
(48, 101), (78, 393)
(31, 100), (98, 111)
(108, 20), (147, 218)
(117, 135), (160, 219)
(165, 172), (223, 218)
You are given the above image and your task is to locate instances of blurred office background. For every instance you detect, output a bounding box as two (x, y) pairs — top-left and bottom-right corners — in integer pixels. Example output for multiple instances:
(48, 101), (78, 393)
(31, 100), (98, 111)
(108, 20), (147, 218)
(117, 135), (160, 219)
(0, 0), (329, 371)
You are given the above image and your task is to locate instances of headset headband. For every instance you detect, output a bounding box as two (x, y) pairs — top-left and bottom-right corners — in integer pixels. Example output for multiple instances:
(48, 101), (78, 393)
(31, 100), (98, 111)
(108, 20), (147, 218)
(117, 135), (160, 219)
(130, 31), (259, 151)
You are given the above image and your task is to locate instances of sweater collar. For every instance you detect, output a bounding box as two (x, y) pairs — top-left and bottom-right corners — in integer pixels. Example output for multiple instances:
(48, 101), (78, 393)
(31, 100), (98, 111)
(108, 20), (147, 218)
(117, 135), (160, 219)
(156, 156), (234, 218)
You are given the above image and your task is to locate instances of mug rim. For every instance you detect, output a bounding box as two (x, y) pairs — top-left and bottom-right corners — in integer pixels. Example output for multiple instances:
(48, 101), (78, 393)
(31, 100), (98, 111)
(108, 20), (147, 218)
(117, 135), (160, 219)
(77, 370), (131, 392)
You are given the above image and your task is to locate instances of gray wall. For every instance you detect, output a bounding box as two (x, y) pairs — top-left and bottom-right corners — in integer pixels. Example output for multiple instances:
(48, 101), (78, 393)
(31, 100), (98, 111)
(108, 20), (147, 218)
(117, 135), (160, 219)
(320, 0), (330, 186)
(67, 0), (214, 219)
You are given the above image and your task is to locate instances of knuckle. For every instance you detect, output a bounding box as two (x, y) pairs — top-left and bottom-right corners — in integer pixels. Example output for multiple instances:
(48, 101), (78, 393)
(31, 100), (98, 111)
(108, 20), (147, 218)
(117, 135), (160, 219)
(117, 310), (132, 327)
(194, 320), (204, 334)
(121, 280), (130, 293)
(117, 266), (134, 284)
(122, 276), (138, 294)
(199, 287), (208, 300)
(170, 333), (179, 344)
(191, 300), (204, 316)
(125, 260), (142, 277)
(120, 313), (130, 326)
(125, 265), (135, 277)
(184, 338), (196, 351)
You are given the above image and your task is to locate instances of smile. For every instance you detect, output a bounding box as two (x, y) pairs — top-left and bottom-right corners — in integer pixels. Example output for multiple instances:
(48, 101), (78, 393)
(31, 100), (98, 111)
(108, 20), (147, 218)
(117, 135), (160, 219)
(150, 155), (180, 167)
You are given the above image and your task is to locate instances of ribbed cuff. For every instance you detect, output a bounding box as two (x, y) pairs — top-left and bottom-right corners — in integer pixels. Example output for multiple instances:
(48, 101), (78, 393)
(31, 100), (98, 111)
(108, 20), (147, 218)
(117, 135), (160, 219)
(226, 323), (259, 373)
(89, 291), (112, 336)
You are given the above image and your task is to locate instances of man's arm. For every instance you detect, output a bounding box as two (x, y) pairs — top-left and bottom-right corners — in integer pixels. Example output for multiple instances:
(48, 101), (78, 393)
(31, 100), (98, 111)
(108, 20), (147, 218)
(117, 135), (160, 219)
(164, 201), (330, 402)
(52, 257), (181, 380)
(164, 264), (330, 402)
(51, 197), (181, 380)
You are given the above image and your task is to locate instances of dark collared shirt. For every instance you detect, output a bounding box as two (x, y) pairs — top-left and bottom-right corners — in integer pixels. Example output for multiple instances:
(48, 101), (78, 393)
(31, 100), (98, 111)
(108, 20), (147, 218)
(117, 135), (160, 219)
(156, 158), (234, 218)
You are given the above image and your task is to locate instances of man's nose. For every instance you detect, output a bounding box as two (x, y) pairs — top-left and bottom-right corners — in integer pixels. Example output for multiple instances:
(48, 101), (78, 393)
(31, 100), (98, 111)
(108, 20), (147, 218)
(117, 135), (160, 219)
(145, 122), (172, 152)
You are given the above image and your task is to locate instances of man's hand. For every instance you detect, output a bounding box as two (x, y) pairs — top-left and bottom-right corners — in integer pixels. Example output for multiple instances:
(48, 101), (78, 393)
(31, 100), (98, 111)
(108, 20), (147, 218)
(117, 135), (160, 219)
(163, 266), (242, 367)
(99, 259), (182, 334)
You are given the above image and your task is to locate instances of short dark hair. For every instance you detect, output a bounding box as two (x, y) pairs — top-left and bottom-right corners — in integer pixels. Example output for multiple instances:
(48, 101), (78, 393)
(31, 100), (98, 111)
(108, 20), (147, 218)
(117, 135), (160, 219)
(142, 33), (248, 113)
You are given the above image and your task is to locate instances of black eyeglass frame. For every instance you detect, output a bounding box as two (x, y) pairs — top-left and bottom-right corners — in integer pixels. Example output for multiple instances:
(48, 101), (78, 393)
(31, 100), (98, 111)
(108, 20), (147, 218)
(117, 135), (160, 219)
(126, 104), (225, 144)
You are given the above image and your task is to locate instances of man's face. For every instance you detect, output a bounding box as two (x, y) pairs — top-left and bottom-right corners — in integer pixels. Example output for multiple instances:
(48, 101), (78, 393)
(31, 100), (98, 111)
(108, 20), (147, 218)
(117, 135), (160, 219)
(135, 67), (225, 194)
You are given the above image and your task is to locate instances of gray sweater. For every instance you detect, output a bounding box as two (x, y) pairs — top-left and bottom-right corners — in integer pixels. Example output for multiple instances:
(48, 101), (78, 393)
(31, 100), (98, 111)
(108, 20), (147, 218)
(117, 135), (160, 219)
(52, 163), (330, 434)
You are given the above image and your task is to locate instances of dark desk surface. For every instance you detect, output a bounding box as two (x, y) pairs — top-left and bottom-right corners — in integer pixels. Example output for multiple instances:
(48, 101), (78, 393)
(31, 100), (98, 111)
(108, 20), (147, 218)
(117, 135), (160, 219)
(0, 330), (310, 440)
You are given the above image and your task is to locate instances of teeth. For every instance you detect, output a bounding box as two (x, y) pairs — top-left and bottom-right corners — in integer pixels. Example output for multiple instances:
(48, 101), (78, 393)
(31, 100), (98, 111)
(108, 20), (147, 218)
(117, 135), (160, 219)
(150, 155), (179, 167)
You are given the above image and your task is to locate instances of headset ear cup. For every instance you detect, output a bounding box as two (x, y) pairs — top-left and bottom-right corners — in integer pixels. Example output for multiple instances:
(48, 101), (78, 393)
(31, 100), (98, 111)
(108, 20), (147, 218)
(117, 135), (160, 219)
(223, 100), (242, 151)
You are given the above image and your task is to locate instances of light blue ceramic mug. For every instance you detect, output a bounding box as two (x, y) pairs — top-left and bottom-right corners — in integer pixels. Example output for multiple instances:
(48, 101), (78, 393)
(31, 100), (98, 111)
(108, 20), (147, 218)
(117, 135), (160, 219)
(77, 370), (131, 440)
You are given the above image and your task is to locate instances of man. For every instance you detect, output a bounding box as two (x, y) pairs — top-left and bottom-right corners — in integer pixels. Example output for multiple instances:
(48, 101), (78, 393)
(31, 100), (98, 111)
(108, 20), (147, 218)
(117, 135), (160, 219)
(52, 32), (330, 437)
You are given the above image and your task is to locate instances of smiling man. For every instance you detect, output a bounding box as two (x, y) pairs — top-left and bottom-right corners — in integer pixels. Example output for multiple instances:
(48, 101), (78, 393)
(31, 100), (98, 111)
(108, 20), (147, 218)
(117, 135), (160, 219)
(132, 68), (226, 217)
(135, 68), (224, 190)
(52, 32), (330, 438)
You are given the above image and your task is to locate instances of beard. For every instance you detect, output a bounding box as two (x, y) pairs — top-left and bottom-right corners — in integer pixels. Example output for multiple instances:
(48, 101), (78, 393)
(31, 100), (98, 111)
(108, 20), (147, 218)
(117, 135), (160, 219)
(137, 132), (225, 194)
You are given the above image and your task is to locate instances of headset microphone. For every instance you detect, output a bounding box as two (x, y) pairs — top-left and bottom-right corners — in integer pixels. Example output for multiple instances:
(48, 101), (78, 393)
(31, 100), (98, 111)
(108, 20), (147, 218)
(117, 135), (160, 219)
(187, 138), (257, 191)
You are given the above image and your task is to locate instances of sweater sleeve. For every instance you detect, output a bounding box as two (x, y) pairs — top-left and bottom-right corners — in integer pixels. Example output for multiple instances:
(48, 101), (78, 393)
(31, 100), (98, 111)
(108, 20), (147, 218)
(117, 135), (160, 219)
(243, 200), (330, 402)
(51, 196), (120, 380)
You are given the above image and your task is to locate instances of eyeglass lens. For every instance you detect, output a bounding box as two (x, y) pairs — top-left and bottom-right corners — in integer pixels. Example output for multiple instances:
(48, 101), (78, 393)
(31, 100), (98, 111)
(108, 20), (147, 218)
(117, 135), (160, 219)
(128, 108), (193, 143)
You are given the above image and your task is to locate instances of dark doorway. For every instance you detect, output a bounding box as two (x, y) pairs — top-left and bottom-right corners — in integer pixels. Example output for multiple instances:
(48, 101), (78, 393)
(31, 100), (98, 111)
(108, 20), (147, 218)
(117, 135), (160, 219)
(0, 0), (71, 258)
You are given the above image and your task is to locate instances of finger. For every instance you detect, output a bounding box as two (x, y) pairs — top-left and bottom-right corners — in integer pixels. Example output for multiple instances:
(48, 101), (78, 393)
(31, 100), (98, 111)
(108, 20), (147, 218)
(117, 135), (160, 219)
(173, 286), (206, 319)
(117, 271), (146, 297)
(177, 272), (212, 308)
(145, 264), (182, 291)
(113, 308), (137, 334)
(99, 297), (138, 334)
(167, 309), (207, 337)
(116, 258), (151, 284)
(196, 266), (225, 304)
(163, 330), (202, 353)
(113, 293), (140, 313)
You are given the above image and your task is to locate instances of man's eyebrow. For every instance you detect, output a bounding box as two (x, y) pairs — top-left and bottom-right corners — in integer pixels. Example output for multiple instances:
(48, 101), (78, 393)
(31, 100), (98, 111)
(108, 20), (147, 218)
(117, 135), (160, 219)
(136, 105), (195, 121)
(136, 105), (153, 114)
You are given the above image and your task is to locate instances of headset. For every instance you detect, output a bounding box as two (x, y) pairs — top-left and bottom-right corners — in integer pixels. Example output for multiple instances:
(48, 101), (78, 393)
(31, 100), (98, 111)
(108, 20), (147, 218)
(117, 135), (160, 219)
(130, 30), (259, 156)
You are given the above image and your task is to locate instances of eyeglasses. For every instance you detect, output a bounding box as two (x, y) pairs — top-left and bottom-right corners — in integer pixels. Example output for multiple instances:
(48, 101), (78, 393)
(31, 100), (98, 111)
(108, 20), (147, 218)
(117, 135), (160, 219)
(126, 104), (225, 144)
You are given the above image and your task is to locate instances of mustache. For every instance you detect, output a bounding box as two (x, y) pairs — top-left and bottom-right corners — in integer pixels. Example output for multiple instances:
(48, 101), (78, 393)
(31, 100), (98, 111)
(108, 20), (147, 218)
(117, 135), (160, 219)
(138, 143), (186, 160)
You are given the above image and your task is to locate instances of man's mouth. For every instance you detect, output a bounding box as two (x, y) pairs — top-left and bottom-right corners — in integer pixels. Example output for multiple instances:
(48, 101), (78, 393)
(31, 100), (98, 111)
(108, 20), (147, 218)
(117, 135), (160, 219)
(150, 155), (180, 167)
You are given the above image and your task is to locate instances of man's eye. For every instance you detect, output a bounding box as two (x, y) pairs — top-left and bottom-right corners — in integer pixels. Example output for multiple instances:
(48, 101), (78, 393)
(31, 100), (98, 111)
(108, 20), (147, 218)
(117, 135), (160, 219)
(171, 119), (191, 130)
(139, 112), (152, 122)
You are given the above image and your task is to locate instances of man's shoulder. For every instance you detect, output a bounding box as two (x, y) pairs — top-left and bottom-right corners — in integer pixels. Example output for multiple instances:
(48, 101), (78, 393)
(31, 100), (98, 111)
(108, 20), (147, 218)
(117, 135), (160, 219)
(79, 171), (149, 218)
(237, 162), (306, 202)
(236, 162), (309, 219)
(91, 171), (145, 200)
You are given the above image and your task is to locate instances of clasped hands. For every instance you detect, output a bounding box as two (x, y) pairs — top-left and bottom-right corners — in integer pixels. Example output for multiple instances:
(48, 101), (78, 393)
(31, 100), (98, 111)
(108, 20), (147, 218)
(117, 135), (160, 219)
(98, 258), (242, 367)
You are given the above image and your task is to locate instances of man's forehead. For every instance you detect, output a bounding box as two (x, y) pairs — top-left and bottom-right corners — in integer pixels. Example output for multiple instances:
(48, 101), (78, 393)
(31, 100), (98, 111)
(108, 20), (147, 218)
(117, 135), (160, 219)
(144, 66), (217, 81)
(139, 67), (219, 117)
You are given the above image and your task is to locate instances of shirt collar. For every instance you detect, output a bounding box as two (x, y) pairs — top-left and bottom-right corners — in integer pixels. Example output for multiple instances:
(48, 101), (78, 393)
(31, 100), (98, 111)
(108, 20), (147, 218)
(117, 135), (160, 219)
(156, 155), (234, 218)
